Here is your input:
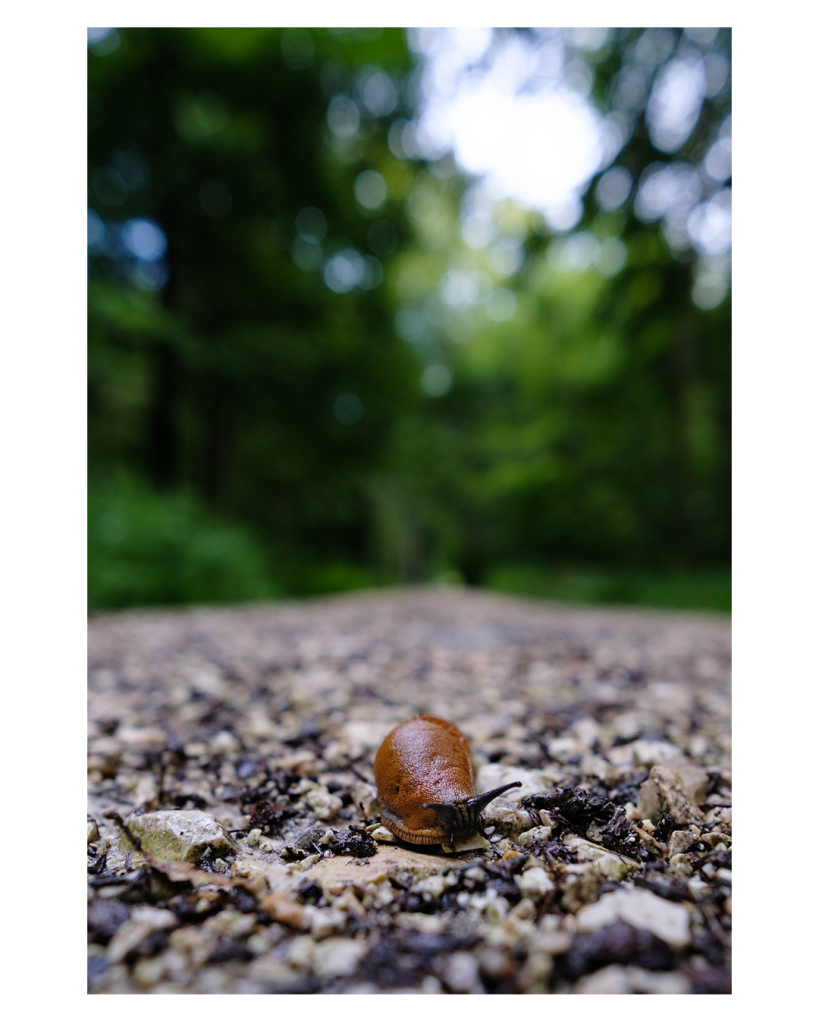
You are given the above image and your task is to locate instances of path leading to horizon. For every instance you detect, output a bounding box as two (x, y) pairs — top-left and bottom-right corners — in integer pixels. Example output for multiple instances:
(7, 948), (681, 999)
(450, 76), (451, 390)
(88, 587), (731, 994)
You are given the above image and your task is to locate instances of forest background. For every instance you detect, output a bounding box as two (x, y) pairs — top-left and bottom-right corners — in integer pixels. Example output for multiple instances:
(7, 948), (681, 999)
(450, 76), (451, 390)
(87, 26), (731, 612)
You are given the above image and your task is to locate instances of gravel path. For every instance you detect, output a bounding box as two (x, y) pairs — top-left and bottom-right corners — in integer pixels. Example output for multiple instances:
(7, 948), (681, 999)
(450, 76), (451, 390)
(87, 586), (731, 994)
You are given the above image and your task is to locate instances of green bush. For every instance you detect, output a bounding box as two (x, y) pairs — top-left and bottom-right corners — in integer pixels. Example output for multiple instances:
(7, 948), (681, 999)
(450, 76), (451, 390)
(88, 475), (282, 609)
(485, 564), (730, 613)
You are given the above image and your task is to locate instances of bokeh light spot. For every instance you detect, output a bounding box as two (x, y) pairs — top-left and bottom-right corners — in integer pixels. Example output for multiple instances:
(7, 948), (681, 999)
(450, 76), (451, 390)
(121, 219), (167, 262)
(324, 249), (367, 293)
(597, 237), (628, 277)
(394, 307), (429, 344)
(292, 238), (323, 272)
(354, 169), (388, 210)
(687, 189), (732, 256)
(131, 260), (169, 292)
(485, 288), (517, 323)
(327, 95), (360, 138)
(356, 68), (398, 117)
(296, 206), (328, 243)
(440, 269), (480, 309)
(692, 273), (728, 310)
(489, 238), (525, 278)
(704, 137), (732, 182)
(421, 364), (452, 397)
(358, 255), (384, 290)
(333, 393), (364, 424)
(88, 28), (120, 55)
(87, 209), (105, 249)
(704, 51), (729, 98)
(635, 162), (701, 224)
(646, 56), (706, 153)
(596, 166), (632, 211)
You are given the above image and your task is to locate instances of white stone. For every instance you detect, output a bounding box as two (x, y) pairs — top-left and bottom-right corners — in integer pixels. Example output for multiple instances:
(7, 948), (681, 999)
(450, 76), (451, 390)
(443, 951), (482, 993)
(309, 907), (347, 940)
(484, 896), (510, 923)
(562, 835), (638, 881)
(631, 739), (684, 767)
(576, 886), (691, 948)
(548, 736), (582, 762)
(518, 824), (553, 846)
(518, 867), (554, 899)
(415, 874), (447, 899)
(305, 789), (343, 821)
(107, 907), (177, 963)
(577, 964), (690, 994)
(669, 853), (694, 876)
(312, 938), (366, 979)
(371, 826), (395, 842)
(486, 804), (535, 836)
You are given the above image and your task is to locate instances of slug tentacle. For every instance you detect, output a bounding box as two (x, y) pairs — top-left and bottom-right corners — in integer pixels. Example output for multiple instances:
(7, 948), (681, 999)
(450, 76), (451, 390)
(424, 781), (523, 844)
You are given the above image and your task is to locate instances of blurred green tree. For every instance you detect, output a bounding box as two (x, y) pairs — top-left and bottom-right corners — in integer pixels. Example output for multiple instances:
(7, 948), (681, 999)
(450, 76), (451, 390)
(377, 28), (730, 594)
(89, 28), (418, 593)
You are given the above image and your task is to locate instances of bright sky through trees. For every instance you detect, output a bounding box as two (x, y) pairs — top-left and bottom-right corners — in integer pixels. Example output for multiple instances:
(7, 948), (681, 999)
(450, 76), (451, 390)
(408, 27), (730, 256)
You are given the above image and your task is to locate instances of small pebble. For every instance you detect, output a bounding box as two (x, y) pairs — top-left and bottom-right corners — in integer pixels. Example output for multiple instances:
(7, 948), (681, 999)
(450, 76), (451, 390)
(305, 789), (343, 821)
(519, 824), (553, 846)
(668, 830), (699, 858)
(519, 867), (554, 899)
(370, 826), (395, 842)
(312, 938), (366, 979)
(443, 951), (482, 994)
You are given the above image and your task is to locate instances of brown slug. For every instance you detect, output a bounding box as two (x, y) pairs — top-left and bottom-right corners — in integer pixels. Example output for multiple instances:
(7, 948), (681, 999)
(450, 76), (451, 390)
(374, 714), (522, 846)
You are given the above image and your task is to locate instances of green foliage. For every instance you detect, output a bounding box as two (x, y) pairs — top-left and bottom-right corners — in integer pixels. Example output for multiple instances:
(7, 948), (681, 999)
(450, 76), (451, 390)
(88, 475), (282, 609)
(485, 565), (731, 613)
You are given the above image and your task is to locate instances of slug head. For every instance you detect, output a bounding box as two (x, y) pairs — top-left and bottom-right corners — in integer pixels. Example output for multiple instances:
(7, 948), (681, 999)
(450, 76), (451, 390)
(423, 780), (522, 845)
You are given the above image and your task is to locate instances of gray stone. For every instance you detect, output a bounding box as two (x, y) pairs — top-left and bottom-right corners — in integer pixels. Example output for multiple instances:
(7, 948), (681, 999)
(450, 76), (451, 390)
(123, 810), (238, 863)
(668, 829), (700, 858)
(637, 765), (703, 825)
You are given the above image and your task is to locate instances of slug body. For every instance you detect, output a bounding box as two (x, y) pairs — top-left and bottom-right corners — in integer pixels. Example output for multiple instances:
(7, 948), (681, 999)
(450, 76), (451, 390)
(374, 714), (521, 846)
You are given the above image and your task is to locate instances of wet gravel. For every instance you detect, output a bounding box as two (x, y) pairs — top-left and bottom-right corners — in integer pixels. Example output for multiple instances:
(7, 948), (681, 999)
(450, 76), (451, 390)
(87, 586), (731, 994)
